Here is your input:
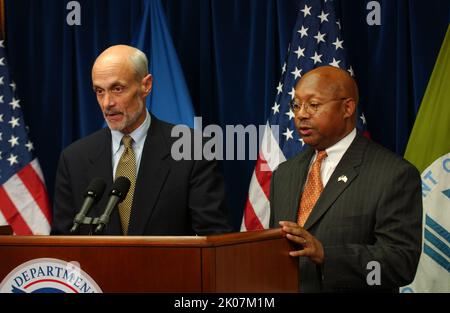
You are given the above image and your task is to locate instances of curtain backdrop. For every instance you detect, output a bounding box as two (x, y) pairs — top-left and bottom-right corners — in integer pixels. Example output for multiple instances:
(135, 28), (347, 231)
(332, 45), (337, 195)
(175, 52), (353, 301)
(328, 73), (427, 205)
(5, 0), (450, 229)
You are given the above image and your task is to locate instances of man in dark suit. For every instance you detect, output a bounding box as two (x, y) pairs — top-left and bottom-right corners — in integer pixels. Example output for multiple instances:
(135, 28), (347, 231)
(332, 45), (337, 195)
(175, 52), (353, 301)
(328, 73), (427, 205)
(270, 66), (422, 292)
(52, 45), (232, 236)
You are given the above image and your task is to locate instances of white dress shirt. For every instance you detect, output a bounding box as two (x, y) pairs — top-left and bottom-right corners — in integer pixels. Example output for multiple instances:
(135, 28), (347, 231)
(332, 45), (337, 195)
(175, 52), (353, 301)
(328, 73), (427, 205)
(111, 110), (151, 177)
(308, 128), (357, 187)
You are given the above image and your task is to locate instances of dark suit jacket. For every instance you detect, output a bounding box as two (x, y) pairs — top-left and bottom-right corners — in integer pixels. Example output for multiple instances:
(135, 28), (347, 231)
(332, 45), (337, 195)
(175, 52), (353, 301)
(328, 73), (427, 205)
(52, 115), (232, 236)
(269, 134), (422, 292)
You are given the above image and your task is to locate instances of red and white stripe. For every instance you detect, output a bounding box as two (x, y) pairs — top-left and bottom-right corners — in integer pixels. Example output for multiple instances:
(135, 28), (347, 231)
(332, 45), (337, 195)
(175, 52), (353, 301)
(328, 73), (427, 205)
(241, 123), (286, 231)
(0, 159), (51, 235)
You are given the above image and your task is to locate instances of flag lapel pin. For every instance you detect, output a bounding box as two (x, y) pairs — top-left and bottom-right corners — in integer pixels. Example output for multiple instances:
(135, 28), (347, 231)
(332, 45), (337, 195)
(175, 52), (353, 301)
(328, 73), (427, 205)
(338, 175), (348, 183)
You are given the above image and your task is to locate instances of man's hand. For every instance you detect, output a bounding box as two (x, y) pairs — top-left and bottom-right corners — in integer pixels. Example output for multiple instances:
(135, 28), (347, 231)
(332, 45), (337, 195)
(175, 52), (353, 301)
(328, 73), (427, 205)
(279, 221), (324, 265)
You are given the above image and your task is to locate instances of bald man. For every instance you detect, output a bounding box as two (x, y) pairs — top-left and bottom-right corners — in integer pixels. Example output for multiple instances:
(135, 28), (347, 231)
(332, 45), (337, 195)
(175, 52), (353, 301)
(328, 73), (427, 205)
(270, 66), (422, 292)
(52, 45), (232, 236)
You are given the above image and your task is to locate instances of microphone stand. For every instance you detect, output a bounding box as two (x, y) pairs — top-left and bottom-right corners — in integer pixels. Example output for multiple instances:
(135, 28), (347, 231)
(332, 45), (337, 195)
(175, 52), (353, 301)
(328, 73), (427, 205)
(70, 215), (105, 235)
(70, 177), (129, 235)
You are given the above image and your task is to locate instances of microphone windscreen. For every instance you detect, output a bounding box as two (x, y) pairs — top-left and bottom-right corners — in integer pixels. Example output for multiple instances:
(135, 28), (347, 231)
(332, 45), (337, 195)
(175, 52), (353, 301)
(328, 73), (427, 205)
(112, 176), (131, 201)
(84, 177), (107, 201)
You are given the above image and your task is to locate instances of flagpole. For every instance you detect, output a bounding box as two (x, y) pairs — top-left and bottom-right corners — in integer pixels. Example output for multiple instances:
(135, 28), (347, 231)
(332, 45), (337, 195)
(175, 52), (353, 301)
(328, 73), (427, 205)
(0, 0), (5, 40)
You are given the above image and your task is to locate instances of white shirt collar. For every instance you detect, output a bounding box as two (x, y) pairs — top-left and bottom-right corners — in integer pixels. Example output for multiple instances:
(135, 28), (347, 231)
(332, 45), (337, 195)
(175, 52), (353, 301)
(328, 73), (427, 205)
(310, 128), (357, 187)
(323, 128), (357, 164)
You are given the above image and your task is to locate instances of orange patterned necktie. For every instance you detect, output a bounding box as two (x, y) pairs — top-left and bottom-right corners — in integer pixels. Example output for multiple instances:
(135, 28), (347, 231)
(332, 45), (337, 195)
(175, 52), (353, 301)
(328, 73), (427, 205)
(297, 150), (328, 227)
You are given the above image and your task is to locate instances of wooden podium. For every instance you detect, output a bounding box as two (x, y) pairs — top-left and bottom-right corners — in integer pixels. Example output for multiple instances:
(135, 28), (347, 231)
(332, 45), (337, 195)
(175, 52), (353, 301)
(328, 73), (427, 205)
(0, 228), (299, 292)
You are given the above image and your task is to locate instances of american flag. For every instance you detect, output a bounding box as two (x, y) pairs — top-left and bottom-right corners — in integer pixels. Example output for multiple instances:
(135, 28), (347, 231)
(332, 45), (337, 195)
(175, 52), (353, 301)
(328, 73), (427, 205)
(241, 0), (368, 230)
(0, 40), (51, 235)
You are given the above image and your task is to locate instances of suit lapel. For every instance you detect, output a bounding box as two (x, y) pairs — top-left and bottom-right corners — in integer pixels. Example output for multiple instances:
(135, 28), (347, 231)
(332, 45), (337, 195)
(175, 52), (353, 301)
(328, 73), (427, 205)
(304, 134), (368, 230)
(286, 148), (315, 222)
(127, 117), (171, 235)
(86, 129), (122, 235)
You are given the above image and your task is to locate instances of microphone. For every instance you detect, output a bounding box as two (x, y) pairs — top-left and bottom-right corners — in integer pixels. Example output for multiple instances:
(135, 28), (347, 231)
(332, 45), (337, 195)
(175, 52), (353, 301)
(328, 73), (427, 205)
(70, 178), (106, 233)
(95, 176), (131, 234)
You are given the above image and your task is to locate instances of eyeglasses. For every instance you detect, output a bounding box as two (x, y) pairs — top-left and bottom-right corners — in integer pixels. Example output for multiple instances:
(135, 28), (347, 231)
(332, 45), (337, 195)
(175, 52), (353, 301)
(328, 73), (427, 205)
(289, 98), (347, 115)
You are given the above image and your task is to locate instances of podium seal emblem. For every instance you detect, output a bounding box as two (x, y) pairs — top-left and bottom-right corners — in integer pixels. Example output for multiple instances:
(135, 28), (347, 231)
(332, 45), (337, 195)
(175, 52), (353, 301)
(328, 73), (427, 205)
(0, 258), (102, 293)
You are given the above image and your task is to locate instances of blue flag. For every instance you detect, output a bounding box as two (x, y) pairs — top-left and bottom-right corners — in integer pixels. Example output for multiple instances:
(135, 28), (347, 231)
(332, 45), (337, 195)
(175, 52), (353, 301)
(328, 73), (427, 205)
(132, 0), (195, 128)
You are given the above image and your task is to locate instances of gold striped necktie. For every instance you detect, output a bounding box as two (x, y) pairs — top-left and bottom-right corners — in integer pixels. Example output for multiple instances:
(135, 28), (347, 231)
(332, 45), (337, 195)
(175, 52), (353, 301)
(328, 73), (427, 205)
(115, 135), (136, 235)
